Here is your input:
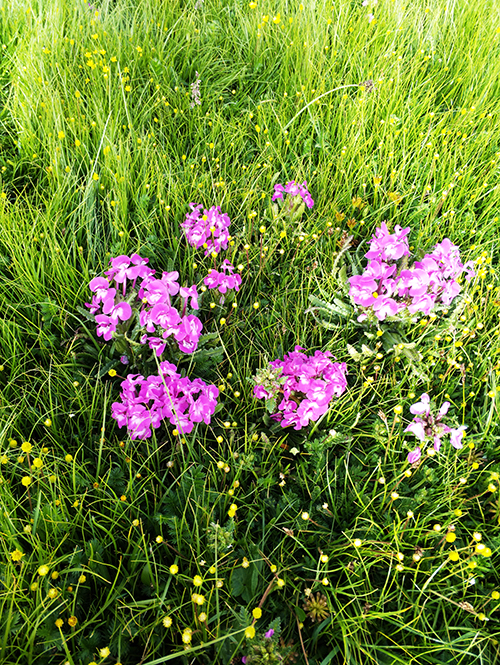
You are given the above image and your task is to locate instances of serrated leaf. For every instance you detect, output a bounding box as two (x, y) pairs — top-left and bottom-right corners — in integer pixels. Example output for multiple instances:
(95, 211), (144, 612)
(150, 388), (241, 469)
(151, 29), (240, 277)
(75, 306), (97, 323)
(97, 359), (119, 379)
(347, 344), (362, 361)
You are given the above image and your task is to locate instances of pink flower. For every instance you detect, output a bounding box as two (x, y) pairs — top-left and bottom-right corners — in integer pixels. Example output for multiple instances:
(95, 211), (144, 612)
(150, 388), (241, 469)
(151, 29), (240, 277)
(95, 314), (117, 341)
(407, 447), (422, 463)
(450, 426), (467, 449)
(409, 394), (431, 416)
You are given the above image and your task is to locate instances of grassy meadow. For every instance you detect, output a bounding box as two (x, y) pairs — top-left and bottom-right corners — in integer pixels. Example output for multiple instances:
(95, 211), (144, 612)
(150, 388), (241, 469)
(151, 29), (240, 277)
(1, 0), (500, 663)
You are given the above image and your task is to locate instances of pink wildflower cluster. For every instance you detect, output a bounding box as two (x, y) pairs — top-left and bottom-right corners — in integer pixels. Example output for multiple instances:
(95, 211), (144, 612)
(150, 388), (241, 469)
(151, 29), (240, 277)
(405, 393), (467, 463)
(111, 361), (219, 440)
(86, 254), (204, 355)
(181, 203), (231, 256)
(348, 223), (474, 321)
(271, 181), (314, 209)
(204, 259), (242, 293)
(86, 254), (153, 341)
(253, 346), (347, 430)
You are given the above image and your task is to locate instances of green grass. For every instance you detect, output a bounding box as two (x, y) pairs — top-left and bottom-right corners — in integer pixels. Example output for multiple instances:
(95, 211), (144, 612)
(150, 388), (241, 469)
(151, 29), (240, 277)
(1, 0), (500, 663)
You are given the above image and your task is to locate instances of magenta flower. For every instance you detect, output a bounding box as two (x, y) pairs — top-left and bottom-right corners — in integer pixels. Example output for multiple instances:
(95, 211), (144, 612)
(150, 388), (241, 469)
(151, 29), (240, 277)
(348, 223), (473, 322)
(95, 314), (117, 341)
(179, 284), (199, 311)
(102, 299), (132, 323)
(160, 271), (180, 296)
(253, 347), (347, 430)
(264, 629), (275, 639)
(174, 315), (203, 353)
(364, 222), (410, 262)
(111, 365), (219, 440)
(272, 180), (314, 208)
(181, 203), (231, 256)
(150, 303), (181, 329)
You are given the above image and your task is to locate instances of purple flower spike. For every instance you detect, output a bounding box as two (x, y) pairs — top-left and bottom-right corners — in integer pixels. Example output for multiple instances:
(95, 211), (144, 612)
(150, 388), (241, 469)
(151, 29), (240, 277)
(265, 629), (275, 638)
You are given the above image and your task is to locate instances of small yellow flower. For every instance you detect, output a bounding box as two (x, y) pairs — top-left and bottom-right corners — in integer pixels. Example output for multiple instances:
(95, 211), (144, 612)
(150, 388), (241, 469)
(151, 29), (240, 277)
(199, 612), (207, 622)
(47, 588), (58, 599)
(108, 369), (117, 377)
(320, 554), (329, 563)
(252, 607), (262, 619)
(433, 524), (442, 532)
(192, 593), (205, 605)
(193, 575), (203, 586)
(301, 512), (309, 520)
(32, 458), (43, 469)
(445, 532), (456, 543)
(163, 616), (172, 628)
(353, 539), (362, 548)
(44, 418), (52, 427)
(21, 441), (32, 453)
(492, 590), (500, 600)
(473, 532), (482, 542)
(10, 549), (24, 562)
(182, 629), (192, 644)
(65, 454), (73, 463)
(321, 577), (329, 586)
(245, 625), (256, 639)
(78, 574), (86, 583)
(55, 618), (64, 628)
(92, 173), (99, 181)
(49, 475), (56, 483)
(169, 564), (179, 575)
(51, 571), (59, 580)
(38, 565), (50, 576)
(68, 616), (78, 627)
(276, 578), (285, 588)
(21, 476), (32, 487)
(448, 550), (459, 562)
(99, 647), (110, 658)
(242, 557), (250, 568)
(156, 535), (164, 544)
